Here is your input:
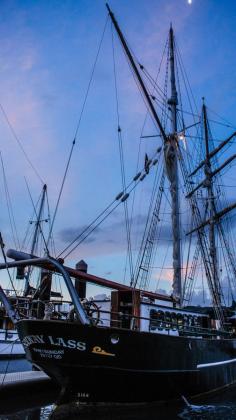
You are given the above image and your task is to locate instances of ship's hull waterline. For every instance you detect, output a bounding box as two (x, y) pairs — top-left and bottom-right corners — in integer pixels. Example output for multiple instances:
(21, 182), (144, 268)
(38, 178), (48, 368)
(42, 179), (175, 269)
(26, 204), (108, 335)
(17, 319), (236, 403)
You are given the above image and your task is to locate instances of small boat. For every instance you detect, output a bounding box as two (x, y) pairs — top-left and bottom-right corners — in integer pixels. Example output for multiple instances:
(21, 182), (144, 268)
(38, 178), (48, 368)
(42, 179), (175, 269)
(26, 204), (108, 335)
(1, 3), (236, 404)
(0, 288), (70, 373)
(0, 185), (65, 371)
(0, 292), (29, 373)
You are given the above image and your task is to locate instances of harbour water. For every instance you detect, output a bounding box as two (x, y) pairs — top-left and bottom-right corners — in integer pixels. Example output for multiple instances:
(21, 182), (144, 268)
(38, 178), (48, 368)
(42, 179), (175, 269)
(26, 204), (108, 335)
(1, 385), (236, 419)
(1, 358), (236, 420)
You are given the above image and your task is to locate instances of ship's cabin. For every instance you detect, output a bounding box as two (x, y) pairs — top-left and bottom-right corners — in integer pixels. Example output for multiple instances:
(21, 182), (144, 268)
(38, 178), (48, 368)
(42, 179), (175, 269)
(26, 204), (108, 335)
(90, 289), (214, 337)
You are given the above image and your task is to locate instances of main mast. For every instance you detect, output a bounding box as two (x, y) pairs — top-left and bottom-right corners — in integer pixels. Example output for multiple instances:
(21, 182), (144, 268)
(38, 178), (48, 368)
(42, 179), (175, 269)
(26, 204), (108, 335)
(165, 26), (182, 302)
(169, 26), (178, 132)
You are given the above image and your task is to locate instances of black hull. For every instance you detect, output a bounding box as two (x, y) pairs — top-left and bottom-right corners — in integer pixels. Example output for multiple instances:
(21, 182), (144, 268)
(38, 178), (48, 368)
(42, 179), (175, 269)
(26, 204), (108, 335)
(17, 320), (236, 403)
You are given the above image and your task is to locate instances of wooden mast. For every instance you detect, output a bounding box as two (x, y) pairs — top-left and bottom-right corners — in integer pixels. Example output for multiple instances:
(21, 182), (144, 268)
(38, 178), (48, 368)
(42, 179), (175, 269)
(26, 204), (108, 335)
(23, 184), (47, 295)
(202, 100), (224, 315)
(166, 25), (182, 303)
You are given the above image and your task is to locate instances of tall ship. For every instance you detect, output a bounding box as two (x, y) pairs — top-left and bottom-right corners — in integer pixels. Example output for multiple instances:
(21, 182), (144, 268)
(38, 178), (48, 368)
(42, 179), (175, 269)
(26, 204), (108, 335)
(1, 4), (236, 403)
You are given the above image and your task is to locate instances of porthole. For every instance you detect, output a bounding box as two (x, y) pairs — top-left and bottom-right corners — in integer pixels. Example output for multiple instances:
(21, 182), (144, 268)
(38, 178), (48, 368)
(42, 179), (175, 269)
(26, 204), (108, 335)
(110, 334), (119, 344)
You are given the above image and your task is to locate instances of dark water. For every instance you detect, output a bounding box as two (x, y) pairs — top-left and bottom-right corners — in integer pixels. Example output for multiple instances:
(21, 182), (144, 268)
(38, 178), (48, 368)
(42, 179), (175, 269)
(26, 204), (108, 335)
(1, 387), (236, 420)
(1, 361), (236, 420)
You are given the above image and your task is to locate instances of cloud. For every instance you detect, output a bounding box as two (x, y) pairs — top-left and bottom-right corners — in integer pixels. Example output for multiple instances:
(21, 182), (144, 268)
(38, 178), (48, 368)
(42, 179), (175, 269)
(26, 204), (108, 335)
(56, 204), (203, 261)
(189, 290), (211, 307)
(57, 213), (149, 256)
(156, 288), (168, 296)
(59, 225), (102, 244)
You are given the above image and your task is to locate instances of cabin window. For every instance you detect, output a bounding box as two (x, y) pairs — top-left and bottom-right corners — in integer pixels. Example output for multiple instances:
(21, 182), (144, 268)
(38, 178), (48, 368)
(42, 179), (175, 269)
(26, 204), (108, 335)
(186, 315), (193, 331)
(164, 312), (171, 330)
(149, 309), (164, 330)
(193, 316), (200, 329)
(157, 311), (164, 329)
(171, 313), (177, 330)
(183, 315), (190, 329)
(177, 314), (184, 330)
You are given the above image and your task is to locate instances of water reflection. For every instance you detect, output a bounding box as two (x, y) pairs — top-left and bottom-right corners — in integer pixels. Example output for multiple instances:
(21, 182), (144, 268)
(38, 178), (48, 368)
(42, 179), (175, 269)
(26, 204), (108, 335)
(5, 402), (236, 420)
(1, 385), (236, 420)
(179, 404), (236, 419)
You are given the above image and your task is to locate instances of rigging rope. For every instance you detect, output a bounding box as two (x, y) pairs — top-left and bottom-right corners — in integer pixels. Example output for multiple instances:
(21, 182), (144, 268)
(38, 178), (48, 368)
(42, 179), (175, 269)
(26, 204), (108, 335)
(20, 191), (41, 252)
(124, 34), (169, 287)
(0, 232), (18, 297)
(132, 153), (164, 288)
(24, 178), (49, 255)
(58, 149), (161, 259)
(47, 16), (109, 248)
(0, 152), (20, 250)
(111, 24), (134, 283)
(0, 104), (44, 185)
(178, 145), (226, 326)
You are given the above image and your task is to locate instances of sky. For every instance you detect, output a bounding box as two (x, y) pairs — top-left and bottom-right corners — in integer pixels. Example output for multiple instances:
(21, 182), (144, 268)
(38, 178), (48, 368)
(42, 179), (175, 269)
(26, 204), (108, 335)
(0, 0), (236, 300)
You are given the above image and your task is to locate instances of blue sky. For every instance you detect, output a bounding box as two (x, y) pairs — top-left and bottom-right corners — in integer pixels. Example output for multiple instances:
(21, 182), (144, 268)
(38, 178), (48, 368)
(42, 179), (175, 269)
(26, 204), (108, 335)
(0, 0), (236, 298)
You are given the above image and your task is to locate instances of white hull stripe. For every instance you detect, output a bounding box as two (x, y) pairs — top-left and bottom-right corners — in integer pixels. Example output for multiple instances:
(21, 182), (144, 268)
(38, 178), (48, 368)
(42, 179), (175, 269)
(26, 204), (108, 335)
(197, 358), (236, 369)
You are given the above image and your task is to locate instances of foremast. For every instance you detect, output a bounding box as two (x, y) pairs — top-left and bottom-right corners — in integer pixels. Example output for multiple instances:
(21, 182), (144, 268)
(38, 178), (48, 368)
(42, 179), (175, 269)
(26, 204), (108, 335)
(202, 101), (225, 320)
(202, 102), (220, 295)
(187, 101), (236, 328)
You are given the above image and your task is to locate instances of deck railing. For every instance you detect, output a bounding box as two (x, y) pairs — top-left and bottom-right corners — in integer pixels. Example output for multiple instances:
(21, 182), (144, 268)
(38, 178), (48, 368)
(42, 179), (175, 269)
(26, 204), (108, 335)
(87, 308), (232, 338)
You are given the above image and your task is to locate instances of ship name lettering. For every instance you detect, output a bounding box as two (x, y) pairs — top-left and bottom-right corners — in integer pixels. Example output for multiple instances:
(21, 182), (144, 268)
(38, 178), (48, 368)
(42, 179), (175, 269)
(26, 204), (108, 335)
(22, 335), (45, 348)
(48, 336), (86, 351)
